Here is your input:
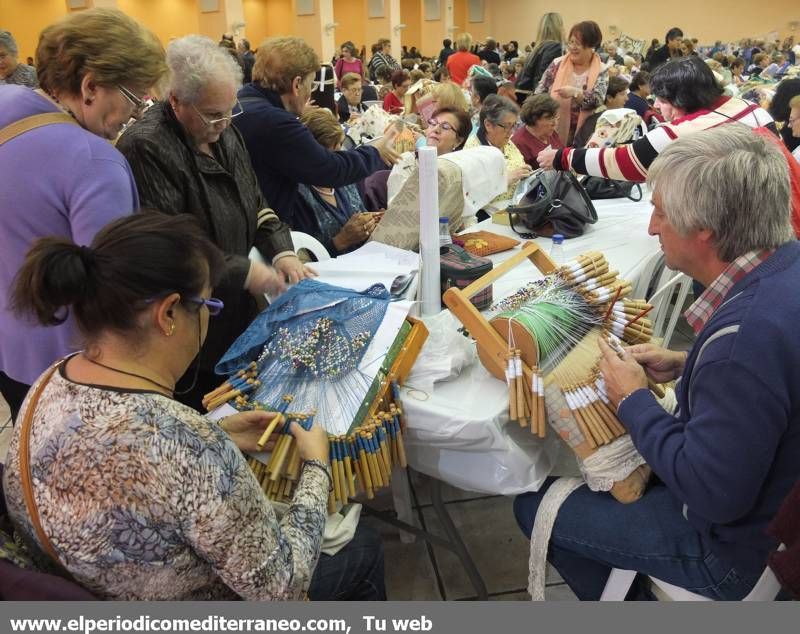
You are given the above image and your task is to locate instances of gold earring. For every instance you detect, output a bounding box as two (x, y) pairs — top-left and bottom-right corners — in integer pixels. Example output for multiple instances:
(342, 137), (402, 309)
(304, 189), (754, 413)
(164, 322), (175, 337)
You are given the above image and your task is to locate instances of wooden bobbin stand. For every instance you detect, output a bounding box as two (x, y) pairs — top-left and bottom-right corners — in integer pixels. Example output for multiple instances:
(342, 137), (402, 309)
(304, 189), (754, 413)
(443, 241), (651, 504)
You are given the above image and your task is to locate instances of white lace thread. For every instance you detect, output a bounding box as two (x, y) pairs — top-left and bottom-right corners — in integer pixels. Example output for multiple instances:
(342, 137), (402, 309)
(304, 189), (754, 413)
(527, 477), (585, 600)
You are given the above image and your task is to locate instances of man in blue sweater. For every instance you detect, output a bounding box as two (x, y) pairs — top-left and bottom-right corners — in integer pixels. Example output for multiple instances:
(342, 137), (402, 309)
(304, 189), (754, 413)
(515, 124), (800, 600)
(234, 37), (398, 237)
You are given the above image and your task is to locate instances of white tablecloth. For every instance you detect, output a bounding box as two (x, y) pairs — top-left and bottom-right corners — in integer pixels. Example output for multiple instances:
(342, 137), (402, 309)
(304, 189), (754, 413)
(401, 192), (660, 495)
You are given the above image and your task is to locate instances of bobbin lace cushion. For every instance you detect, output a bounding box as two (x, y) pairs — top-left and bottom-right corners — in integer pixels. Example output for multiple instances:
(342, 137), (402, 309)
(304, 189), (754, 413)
(2, 366), (329, 600)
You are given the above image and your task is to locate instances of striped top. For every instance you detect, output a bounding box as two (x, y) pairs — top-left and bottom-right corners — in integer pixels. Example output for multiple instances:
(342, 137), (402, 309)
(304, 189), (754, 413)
(554, 96), (775, 182)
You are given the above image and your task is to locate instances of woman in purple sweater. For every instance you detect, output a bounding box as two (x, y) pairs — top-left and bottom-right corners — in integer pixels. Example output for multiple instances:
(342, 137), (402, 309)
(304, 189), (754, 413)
(0, 8), (166, 420)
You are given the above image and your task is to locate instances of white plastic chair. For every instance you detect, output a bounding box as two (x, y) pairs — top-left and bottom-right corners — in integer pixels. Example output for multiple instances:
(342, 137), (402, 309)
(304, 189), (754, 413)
(290, 230), (331, 262)
(647, 266), (693, 348)
(600, 544), (786, 601)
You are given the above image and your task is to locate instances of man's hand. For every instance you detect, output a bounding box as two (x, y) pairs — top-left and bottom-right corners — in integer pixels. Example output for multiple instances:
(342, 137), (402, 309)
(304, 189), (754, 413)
(220, 410), (278, 453)
(598, 338), (649, 409)
(627, 343), (687, 383)
(275, 255), (317, 285)
(246, 260), (286, 297)
(537, 147), (558, 170)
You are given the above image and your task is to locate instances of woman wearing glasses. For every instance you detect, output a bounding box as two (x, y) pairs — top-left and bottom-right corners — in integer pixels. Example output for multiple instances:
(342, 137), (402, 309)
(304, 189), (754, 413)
(464, 94), (532, 209)
(0, 9), (166, 421)
(534, 21), (608, 145)
(117, 35), (311, 411)
(3, 212), (384, 600)
(363, 107), (471, 212)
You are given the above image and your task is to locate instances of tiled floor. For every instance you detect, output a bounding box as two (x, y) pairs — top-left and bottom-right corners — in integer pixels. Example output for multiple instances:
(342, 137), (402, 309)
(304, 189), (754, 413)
(363, 468), (576, 601)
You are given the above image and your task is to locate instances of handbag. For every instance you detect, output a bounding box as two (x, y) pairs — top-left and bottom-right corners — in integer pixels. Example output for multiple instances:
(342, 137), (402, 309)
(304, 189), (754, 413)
(581, 176), (643, 202)
(506, 170), (598, 239)
(440, 244), (494, 310)
(18, 361), (69, 573)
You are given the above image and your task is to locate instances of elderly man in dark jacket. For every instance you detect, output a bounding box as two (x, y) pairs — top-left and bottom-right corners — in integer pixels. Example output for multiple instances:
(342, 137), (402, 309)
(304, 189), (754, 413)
(118, 35), (308, 410)
(234, 36), (398, 233)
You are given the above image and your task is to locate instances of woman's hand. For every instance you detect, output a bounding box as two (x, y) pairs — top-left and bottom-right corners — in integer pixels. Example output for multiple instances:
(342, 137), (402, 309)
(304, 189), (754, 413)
(556, 86), (580, 99)
(246, 260), (286, 297)
(597, 338), (649, 409)
(627, 343), (687, 383)
(291, 420), (330, 464)
(332, 212), (381, 252)
(537, 147), (558, 170)
(375, 124), (402, 165)
(508, 164), (533, 185)
(220, 411), (278, 453)
(275, 255), (317, 285)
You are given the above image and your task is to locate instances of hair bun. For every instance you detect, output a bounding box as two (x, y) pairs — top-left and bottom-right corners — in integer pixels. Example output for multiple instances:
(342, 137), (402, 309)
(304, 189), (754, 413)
(78, 245), (96, 269)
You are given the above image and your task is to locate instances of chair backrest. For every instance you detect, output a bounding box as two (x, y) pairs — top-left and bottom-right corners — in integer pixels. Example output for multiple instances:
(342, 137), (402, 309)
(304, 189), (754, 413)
(290, 231), (331, 262)
(647, 266), (693, 348)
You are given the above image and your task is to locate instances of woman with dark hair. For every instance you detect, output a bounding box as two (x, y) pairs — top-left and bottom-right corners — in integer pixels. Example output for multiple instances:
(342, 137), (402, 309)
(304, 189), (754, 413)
(512, 93), (563, 168)
(538, 56), (775, 181)
(534, 20), (608, 145)
(363, 107), (471, 211)
(769, 79), (800, 154)
(334, 41), (365, 88)
(2, 212), (386, 601)
(383, 69), (410, 114)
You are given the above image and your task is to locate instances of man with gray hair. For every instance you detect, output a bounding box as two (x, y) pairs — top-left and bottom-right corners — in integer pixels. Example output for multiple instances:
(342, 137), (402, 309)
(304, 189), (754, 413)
(0, 30), (37, 87)
(514, 124), (800, 600)
(118, 35), (309, 410)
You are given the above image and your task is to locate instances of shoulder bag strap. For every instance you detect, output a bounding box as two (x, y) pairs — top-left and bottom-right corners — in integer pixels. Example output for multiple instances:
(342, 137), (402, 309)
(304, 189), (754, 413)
(19, 360), (69, 567)
(0, 112), (77, 147)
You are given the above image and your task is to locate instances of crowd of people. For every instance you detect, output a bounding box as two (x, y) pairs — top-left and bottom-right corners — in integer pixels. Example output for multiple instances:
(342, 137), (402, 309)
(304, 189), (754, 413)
(1, 7), (800, 602)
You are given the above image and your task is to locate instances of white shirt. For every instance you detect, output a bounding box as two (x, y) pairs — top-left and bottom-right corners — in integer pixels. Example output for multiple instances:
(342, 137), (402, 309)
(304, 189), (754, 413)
(792, 145), (800, 166)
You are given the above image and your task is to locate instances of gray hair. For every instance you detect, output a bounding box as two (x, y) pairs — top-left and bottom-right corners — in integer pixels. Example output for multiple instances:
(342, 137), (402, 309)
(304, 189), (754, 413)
(647, 124), (793, 261)
(479, 93), (519, 128)
(166, 35), (242, 103)
(0, 30), (18, 57)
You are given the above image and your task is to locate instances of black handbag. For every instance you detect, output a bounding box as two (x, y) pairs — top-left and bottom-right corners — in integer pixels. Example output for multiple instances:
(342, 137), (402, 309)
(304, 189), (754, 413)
(506, 170), (598, 239)
(581, 176), (643, 202)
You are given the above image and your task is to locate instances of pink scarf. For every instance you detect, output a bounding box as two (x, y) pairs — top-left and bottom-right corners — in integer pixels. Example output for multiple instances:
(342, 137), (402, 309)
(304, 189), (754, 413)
(550, 53), (602, 143)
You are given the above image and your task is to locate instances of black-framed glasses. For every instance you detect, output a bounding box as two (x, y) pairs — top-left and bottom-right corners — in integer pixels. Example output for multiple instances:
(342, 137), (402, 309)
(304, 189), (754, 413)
(117, 84), (146, 116)
(427, 118), (455, 132)
(186, 296), (224, 316)
(191, 99), (244, 127)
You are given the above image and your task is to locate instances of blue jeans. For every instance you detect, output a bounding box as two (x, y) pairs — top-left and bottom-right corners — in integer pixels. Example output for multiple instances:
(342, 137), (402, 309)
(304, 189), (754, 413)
(308, 523), (386, 600)
(514, 479), (764, 600)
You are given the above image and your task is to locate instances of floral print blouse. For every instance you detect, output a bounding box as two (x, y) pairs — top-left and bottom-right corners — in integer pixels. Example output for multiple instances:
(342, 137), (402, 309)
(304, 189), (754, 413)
(2, 362), (330, 600)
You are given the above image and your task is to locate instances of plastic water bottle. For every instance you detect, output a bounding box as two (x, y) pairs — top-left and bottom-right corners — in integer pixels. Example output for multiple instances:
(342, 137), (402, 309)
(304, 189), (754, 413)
(549, 234), (565, 266)
(439, 217), (452, 247)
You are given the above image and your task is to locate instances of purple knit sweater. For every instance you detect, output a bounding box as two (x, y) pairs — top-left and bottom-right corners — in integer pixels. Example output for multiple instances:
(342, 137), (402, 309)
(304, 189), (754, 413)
(0, 85), (139, 384)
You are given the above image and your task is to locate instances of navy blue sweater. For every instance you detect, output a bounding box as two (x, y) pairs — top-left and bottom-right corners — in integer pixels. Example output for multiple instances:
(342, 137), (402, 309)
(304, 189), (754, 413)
(234, 83), (385, 233)
(619, 241), (800, 572)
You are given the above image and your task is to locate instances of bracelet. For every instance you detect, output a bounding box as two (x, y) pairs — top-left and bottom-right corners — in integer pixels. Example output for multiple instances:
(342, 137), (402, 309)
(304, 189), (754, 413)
(302, 459), (334, 492)
(616, 388), (644, 414)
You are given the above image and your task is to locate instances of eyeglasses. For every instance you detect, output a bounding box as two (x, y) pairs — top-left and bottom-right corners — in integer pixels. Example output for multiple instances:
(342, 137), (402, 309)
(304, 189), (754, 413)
(567, 39), (586, 50)
(144, 295), (225, 316)
(493, 120), (515, 131)
(186, 296), (225, 316)
(191, 99), (244, 127)
(427, 118), (455, 132)
(117, 85), (146, 116)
